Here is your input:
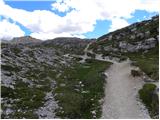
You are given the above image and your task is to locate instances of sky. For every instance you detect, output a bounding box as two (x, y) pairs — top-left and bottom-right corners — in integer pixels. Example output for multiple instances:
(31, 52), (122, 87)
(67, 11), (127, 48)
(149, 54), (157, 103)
(0, 0), (159, 40)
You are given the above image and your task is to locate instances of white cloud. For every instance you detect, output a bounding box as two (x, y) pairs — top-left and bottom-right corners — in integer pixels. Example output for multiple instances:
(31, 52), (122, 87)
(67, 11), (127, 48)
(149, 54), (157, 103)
(52, 0), (159, 34)
(0, 19), (25, 40)
(30, 32), (86, 40)
(108, 18), (129, 32)
(0, 0), (159, 40)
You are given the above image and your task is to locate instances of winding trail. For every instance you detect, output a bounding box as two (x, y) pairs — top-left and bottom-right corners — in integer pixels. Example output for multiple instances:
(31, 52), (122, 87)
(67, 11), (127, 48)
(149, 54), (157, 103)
(101, 60), (150, 119)
(82, 42), (151, 119)
(74, 42), (151, 118)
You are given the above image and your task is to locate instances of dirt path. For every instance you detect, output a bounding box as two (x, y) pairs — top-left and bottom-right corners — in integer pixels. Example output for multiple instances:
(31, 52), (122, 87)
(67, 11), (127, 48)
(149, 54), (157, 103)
(74, 43), (151, 118)
(101, 60), (150, 119)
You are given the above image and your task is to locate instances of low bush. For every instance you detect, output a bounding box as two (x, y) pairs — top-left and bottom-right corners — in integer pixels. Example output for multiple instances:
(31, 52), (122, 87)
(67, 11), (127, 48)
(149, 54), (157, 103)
(139, 83), (159, 118)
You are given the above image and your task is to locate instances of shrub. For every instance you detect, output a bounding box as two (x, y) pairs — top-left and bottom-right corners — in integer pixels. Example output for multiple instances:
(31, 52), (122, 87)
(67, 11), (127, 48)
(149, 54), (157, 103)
(87, 53), (96, 58)
(74, 57), (83, 61)
(139, 83), (158, 118)
(119, 56), (127, 62)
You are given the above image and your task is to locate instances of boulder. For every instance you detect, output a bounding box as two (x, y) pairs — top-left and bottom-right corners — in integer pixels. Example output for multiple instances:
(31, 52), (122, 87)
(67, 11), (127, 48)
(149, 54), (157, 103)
(104, 45), (112, 51)
(131, 69), (141, 77)
(130, 35), (135, 40)
(141, 45), (152, 50)
(108, 35), (112, 41)
(157, 35), (159, 41)
(136, 33), (144, 39)
(145, 38), (157, 44)
(127, 44), (137, 52)
(119, 41), (127, 49)
(116, 35), (121, 40)
(145, 31), (150, 38)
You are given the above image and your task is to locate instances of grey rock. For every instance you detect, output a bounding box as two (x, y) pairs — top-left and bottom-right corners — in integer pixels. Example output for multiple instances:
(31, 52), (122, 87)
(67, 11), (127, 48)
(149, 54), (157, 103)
(157, 35), (159, 41)
(131, 28), (137, 32)
(130, 35), (136, 40)
(145, 31), (150, 38)
(104, 45), (113, 51)
(145, 37), (156, 43)
(119, 41), (127, 49)
(127, 44), (137, 52)
(108, 35), (112, 41)
(136, 33), (144, 39)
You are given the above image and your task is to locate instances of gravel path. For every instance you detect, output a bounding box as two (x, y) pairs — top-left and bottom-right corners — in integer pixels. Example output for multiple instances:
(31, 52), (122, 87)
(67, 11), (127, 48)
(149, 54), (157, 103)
(101, 60), (150, 119)
(74, 43), (151, 119)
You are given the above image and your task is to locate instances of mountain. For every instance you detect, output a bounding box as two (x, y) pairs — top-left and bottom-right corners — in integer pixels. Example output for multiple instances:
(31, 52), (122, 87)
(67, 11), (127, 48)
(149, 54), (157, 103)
(1, 15), (159, 119)
(90, 15), (158, 53)
(10, 36), (42, 44)
(89, 15), (159, 80)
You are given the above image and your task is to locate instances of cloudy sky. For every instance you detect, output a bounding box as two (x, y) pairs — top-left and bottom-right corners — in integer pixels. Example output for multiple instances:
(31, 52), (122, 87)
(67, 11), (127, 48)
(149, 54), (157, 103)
(0, 0), (159, 40)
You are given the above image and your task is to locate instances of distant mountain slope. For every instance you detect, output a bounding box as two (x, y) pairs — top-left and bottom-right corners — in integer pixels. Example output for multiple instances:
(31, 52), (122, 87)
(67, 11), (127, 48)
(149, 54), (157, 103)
(10, 36), (42, 44)
(90, 15), (158, 52)
(89, 15), (159, 80)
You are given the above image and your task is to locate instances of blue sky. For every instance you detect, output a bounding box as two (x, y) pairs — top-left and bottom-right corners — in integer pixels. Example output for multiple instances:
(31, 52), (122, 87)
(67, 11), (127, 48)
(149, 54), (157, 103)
(0, 0), (159, 40)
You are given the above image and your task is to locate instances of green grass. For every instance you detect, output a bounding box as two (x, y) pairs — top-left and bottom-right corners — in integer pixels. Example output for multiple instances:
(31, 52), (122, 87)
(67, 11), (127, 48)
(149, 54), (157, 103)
(123, 45), (159, 80)
(139, 83), (159, 118)
(1, 64), (57, 119)
(54, 59), (112, 118)
(1, 81), (46, 119)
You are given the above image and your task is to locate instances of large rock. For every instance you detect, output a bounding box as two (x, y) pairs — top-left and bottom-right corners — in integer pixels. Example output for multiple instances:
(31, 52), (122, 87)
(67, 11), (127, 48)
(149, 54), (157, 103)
(130, 35), (136, 40)
(108, 35), (113, 41)
(136, 33), (144, 39)
(119, 41), (127, 49)
(127, 44), (137, 52)
(145, 31), (150, 38)
(145, 38), (157, 44)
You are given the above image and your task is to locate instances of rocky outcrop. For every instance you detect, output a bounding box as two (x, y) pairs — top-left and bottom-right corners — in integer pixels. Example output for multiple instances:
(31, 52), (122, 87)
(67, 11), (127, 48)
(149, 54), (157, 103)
(118, 37), (157, 52)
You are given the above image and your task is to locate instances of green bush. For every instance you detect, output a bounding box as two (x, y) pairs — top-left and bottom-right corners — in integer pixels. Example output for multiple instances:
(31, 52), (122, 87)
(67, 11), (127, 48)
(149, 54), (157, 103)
(87, 53), (96, 58)
(139, 83), (159, 118)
